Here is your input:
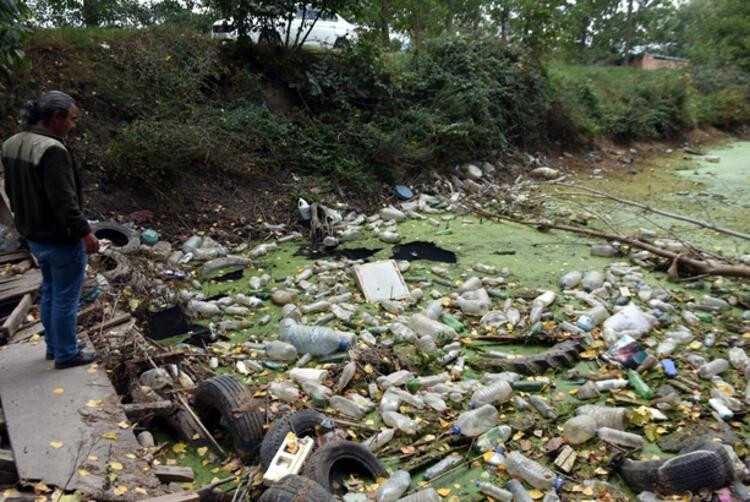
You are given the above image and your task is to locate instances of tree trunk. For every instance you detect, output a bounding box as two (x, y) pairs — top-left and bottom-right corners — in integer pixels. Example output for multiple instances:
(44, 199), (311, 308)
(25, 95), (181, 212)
(623, 0), (634, 64)
(444, 0), (454, 34)
(500, 1), (509, 43)
(379, 0), (390, 47)
(82, 0), (100, 26)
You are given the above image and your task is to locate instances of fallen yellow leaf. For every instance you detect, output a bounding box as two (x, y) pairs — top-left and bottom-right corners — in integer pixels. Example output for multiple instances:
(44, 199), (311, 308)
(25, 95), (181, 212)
(101, 432), (119, 440)
(49, 441), (64, 449)
(86, 400), (102, 408)
(583, 487), (594, 496)
(117, 421), (130, 429)
(528, 489), (544, 500)
(78, 469), (90, 477)
(437, 488), (451, 497)
(53, 388), (64, 395)
(172, 442), (188, 454)
(112, 486), (128, 496)
(134, 488), (148, 495)
(109, 462), (124, 471)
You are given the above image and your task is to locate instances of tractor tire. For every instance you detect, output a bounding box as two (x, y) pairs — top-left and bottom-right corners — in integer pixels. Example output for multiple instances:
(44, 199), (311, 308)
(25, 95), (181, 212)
(193, 375), (265, 460)
(260, 410), (329, 470)
(258, 474), (335, 502)
(302, 440), (386, 493)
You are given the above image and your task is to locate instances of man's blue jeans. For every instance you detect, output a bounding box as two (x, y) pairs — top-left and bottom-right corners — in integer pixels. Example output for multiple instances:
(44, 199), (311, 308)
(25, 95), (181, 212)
(27, 240), (86, 363)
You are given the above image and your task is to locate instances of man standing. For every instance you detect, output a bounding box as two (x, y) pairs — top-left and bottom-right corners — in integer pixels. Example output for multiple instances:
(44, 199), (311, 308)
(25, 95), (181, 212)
(1, 91), (99, 369)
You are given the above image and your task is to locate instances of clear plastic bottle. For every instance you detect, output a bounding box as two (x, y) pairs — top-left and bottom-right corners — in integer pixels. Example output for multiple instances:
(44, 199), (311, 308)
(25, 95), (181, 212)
(330, 395), (364, 419)
(378, 370), (413, 390)
(382, 411), (418, 435)
(507, 479), (534, 502)
(377, 470), (411, 502)
(269, 381), (300, 403)
(560, 271), (582, 289)
(729, 348), (750, 371)
(563, 415), (596, 445)
(407, 314), (457, 343)
(416, 373), (450, 388)
(459, 276), (483, 292)
(264, 341), (298, 362)
(469, 380), (512, 408)
(476, 482), (512, 501)
(363, 428), (395, 451)
(709, 397), (734, 419)
(530, 395), (557, 419)
(701, 295), (730, 310)
(582, 270), (604, 292)
(542, 492), (561, 502)
(698, 358), (729, 379)
(423, 454), (463, 480)
(425, 300), (443, 320)
(336, 361), (357, 393)
(279, 319), (350, 356)
(577, 406), (627, 430)
(594, 379), (629, 391)
(530, 291), (556, 323)
(452, 404), (498, 437)
(505, 451), (557, 489)
(596, 427), (645, 448)
(300, 380), (331, 402)
(476, 425), (512, 452)
(395, 488), (440, 502)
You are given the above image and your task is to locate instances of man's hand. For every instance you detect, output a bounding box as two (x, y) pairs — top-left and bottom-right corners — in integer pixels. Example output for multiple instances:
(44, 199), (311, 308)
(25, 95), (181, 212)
(81, 233), (99, 254)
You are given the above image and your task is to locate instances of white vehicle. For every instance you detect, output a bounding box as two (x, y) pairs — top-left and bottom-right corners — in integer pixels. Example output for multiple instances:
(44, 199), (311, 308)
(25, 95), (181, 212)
(211, 8), (359, 49)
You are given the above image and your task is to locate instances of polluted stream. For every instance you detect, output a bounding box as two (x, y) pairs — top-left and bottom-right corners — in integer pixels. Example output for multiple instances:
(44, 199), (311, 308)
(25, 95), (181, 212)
(143, 141), (750, 501)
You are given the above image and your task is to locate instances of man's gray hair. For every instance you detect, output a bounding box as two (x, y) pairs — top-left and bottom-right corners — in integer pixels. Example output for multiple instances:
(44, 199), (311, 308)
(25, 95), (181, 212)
(22, 91), (77, 126)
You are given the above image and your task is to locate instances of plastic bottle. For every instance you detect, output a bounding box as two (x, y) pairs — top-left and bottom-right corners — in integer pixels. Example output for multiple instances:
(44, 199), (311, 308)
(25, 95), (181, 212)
(469, 380), (512, 408)
(395, 488), (440, 502)
(698, 358), (729, 379)
(377, 470), (411, 502)
(596, 427), (645, 448)
(452, 404), (498, 437)
(335, 361), (357, 393)
(269, 382), (300, 403)
(382, 411), (418, 435)
(564, 415), (596, 445)
(628, 369), (654, 399)
(476, 425), (512, 452)
(459, 276), (483, 292)
(279, 319), (349, 356)
(378, 370), (413, 390)
(591, 244), (618, 257)
(330, 395), (364, 419)
(560, 271), (582, 289)
(701, 295), (730, 310)
(594, 379), (629, 391)
(438, 313), (464, 333)
(505, 451), (557, 489)
(506, 479), (534, 502)
(423, 454), (463, 480)
(415, 373), (450, 388)
(577, 405), (627, 430)
(300, 380), (331, 404)
(298, 198), (311, 220)
(661, 358), (678, 377)
(730, 348), (750, 371)
(709, 398), (734, 419)
(407, 314), (457, 343)
(454, 293), (490, 317)
(425, 301), (443, 320)
(582, 270), (604, 292)
(264, 341), (298, 362)
(182, 235), (203, 254)
(422, 392), (448, 412)
(530, 395), (557, 419)
(530, 291), (556, 323)
(363, 428), (395, 452)
(289, 368), (328, 383)
(656, 338), (678, 357)
(476, 482), (512, 502)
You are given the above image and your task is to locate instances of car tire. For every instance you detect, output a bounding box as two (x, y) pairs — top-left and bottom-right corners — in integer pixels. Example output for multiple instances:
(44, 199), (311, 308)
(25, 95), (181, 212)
(619, 459), (663, 492)
(93, 250), (132, 283)
(193, 375), (265, 460)
(657, 446), (734, 494)
(333, 37), (350, 50)
(90, 222), (140, 255)
(259, 475), (335, 502)
(260, 410), (329, 470)
(302, 440), (387, 493)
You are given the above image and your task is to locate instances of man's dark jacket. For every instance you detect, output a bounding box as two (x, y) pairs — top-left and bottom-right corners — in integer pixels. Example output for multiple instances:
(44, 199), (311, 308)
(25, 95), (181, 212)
(1, 128), (91, 245)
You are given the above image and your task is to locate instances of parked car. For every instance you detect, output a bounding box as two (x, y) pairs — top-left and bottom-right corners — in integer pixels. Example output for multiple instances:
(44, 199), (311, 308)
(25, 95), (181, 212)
(211, 8), (359, 49)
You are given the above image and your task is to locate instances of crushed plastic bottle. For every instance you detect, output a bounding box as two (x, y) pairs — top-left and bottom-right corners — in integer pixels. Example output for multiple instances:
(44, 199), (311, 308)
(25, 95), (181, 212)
(452, 404), (498, 437)
(335, 361), (357, 393)
(560, 271), (582, 289)
(477, 482), (512, 501)
(423, 454), (463, 480)
(329, 395), (364, 419)
(530, 291), (556, 323)
(382, 411), (418, 435)
(268, 382), (300, 403)
(469, 380), (512, 408)
(264, 341), (298, 362)
(577, 405), (627, 430)
(505, 451), (558, 489)
(563, 415), (596, 444)
(596, 427), (645, 448)
(698, 358), (729, 379)
(395, 488), (440, 502)
(476, 425), (512, 452)
(279, 319), (350, 356)
(377, 470), (411, 502)
(363, 428), (395, 452)
(582, 270), (604, 292)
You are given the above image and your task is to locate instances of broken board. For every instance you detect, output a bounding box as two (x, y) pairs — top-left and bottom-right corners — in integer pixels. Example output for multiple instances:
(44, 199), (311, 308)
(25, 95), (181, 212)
(0, 339), (160, 497)
(353, 260), (410, 303)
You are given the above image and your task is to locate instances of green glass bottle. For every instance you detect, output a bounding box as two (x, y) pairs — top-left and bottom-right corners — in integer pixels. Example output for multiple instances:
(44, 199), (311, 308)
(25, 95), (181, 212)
(440, 313), (464, 333)
(628, 369), (654, 399)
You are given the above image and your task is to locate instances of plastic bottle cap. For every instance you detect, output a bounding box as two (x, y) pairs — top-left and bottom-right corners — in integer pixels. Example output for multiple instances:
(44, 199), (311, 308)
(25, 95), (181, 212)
(451, 425), (461, 434)
(338, 339), (349, 350)
(468, 400), (477, 409)
(554, 478), (563, 490)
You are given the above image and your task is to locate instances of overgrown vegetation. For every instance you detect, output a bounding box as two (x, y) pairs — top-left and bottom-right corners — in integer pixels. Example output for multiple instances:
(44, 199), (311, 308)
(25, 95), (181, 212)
(1, 27), (749, 195)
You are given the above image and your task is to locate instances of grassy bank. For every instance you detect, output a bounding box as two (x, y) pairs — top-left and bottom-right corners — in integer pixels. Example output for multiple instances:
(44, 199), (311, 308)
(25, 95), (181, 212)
(2, 27), (748, 198)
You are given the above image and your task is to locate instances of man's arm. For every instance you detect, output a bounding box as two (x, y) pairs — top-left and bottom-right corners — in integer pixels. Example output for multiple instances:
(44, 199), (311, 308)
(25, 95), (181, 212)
(40, 146), (92, 239)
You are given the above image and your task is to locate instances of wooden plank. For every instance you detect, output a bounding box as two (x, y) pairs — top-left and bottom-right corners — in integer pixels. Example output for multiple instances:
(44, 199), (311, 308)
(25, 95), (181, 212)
(140, 493), (200, 502)
(0, 340), (160, 495)
(122, 400), (175, 420)
(0, 448), (14, 470)
(9, 321), (44, 344)
(0, 294), (32, 339)
(152, 465), (196, 483)
(0, 283), (42, 302)
(0, 251), (30, 265)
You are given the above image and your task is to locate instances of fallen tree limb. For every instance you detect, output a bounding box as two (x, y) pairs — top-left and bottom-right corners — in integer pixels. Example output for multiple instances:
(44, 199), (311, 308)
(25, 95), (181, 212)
(480, 210), (750, 279)
(551, 182), (750, 241)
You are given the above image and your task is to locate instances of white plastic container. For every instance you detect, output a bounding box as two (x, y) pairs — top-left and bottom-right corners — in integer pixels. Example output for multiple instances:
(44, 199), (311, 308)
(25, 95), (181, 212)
(262, 433), (315, 485)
